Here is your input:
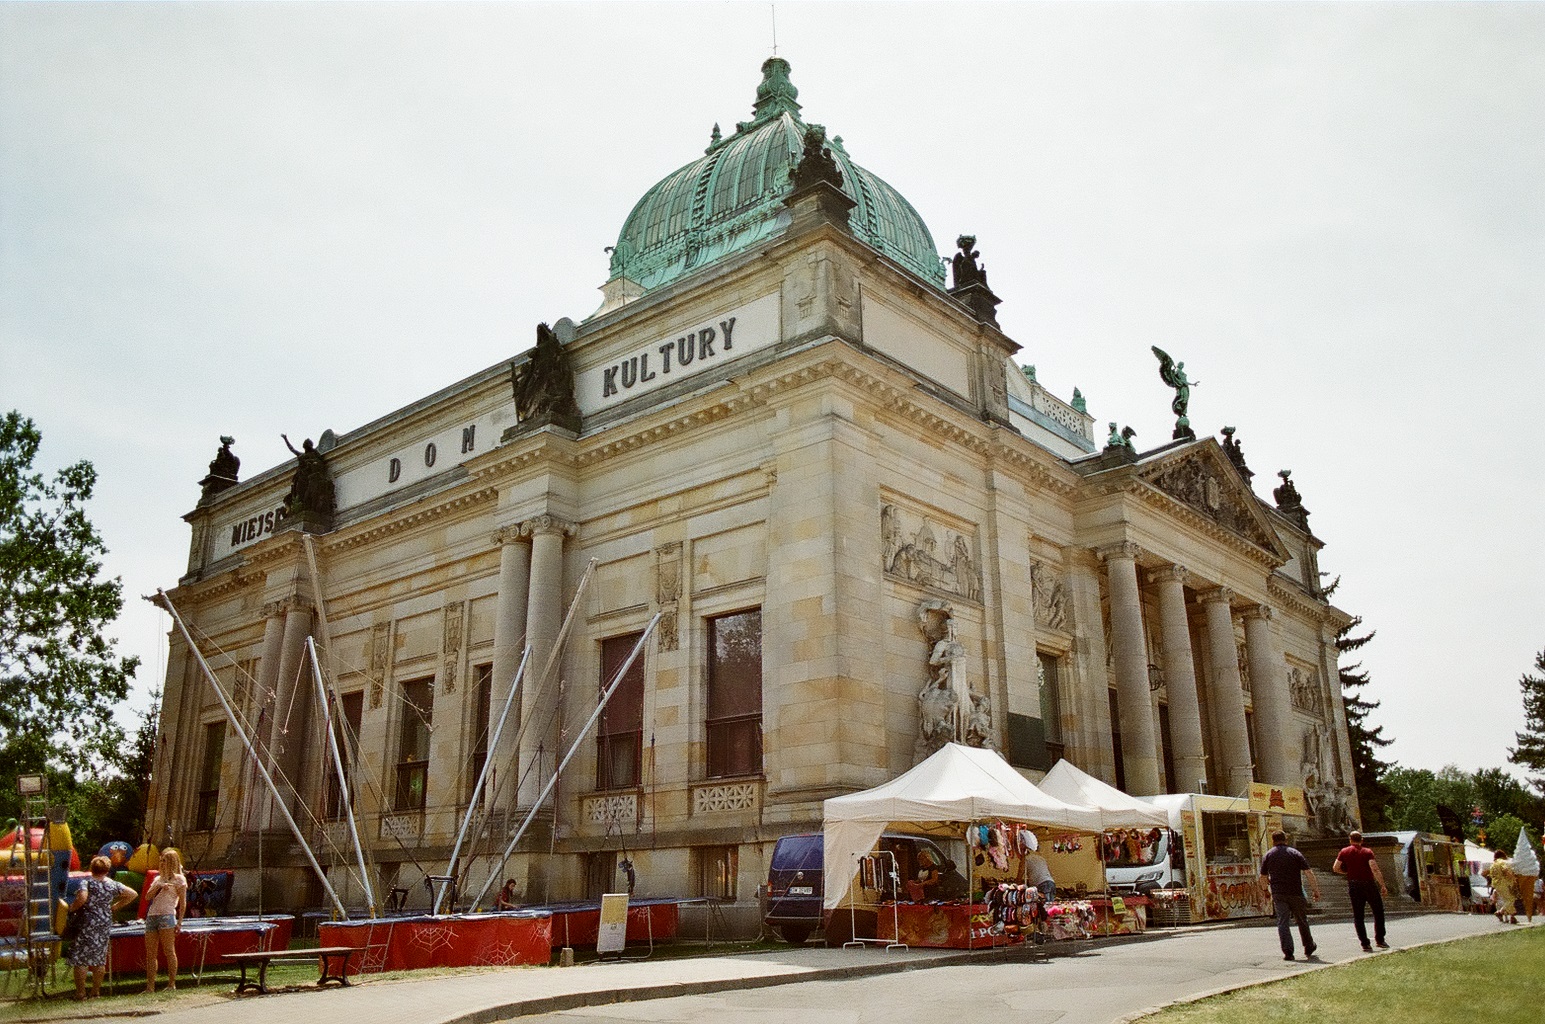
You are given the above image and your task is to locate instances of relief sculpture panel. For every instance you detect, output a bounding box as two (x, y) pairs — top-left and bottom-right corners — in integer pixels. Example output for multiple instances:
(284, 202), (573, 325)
(881, 503), (981, 602)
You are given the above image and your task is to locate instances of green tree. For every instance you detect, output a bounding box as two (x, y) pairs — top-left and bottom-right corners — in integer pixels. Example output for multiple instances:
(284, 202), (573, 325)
(1336, 616), (1395, 829)
(0, 411), (139, 798)
(1383, 765), (1477, 837)
(1508, 649), (1545, 794)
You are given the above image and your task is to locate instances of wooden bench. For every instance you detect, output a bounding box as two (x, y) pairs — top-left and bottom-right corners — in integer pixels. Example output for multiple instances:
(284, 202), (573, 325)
(223, 946), (360, 995)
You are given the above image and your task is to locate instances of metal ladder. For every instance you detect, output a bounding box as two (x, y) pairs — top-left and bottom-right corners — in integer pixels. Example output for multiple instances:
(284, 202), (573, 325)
(17, 780), (59, 998)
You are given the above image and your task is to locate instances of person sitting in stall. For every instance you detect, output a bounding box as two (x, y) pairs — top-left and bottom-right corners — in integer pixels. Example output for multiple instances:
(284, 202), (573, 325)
(906, 848), (944, 902)
(495, 879), (521, 911)
(1025, 848), (1056, 900)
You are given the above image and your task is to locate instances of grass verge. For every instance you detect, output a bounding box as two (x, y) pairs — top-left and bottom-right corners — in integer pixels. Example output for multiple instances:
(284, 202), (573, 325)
(1139, 926), (1544, 1024)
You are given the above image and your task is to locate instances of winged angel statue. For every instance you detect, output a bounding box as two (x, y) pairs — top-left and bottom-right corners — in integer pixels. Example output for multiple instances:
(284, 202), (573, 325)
(1152, 346), (1198, 441)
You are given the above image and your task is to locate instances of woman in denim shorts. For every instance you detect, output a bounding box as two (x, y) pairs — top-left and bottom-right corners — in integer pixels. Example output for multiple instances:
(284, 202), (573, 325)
(143, 849), (188, 993)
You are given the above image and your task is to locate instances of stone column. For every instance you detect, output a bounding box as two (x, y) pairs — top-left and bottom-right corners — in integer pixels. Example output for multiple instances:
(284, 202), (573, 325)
(1200, 588), (1253, 797)
(1153, 565), (1206, 793)
(1065, 555), (1117, 783)
(488, 526), (531, 814)
(518, 515), (573, 809)
(1099, 543), (1162, 795)
(245, 605), (289, 829)
(255, 598), (313, 827)
(1243, 606), (1296, 784)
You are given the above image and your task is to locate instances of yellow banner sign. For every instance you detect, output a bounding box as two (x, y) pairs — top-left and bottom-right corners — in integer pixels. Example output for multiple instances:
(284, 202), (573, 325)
(1249, 783), (1307, 818)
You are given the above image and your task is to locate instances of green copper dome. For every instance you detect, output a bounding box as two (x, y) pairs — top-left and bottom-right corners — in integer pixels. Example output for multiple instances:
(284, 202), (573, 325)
(605, 58), (946, 295)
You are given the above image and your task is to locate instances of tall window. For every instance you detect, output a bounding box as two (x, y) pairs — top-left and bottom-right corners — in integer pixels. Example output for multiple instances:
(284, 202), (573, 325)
(1108, 687), (1126, 793)
(597, 633), (644, 790)
(1037, 652), (1064, 765)
(394, 678), (433, 812)
(707, 609), (762, 778)
(323, 691), (364, 819)
(467, 664), (493, 803)
(1158, 703), (1177, 794)
(194, 721), (226, 831)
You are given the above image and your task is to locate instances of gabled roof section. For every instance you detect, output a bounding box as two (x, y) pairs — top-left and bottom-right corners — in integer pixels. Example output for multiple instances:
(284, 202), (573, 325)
(1137, 440), (1289, 560)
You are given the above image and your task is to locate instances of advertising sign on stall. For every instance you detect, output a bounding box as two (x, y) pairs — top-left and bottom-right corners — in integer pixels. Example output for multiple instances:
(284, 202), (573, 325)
(597, 893), (629, 954)
(1248, 783), (1307, 818)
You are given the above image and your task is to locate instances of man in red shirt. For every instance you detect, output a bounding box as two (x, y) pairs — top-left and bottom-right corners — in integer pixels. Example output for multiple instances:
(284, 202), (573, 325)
(1333, 829), (1390, 951)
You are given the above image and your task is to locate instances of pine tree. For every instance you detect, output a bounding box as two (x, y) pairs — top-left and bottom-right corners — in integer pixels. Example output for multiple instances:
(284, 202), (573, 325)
(1337, 616), (1395, 829)
(1508, 649), (1545, 794)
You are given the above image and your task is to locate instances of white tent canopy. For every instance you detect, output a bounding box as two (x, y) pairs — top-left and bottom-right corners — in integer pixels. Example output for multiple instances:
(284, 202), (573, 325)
(820, 744), (1106, 909)
(1039, 759), (1171, 830)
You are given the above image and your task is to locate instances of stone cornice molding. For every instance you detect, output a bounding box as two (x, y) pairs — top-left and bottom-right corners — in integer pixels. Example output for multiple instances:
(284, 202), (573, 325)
(521, 514), (576, 538)
(171, 567), (262, 605)
(467, 432), (580, 486)
(1199, 586), (1236, 608)
(1267, 576), (1340, 624)
(1096, 541), (1141, 563)
(1150, 564), (1190, 587)
(323, 486), (498, 554)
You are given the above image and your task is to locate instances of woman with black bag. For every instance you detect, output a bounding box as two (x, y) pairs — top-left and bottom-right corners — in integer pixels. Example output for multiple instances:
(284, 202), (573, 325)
(66, 856), (138, 1000)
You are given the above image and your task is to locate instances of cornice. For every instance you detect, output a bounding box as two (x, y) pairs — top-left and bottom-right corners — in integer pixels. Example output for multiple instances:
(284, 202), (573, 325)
(322, 485), (499, 553)
(1268, 575), (1336, 624)
(467, 432), (580, 486)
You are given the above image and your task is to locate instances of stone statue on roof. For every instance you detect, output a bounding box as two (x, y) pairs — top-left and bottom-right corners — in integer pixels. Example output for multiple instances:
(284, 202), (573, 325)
(512, 322), (583, 433)
(952, 235), (987, 290)
(1152, 346), (1198, 441)
(281, 433), (334, 522)
(789, 124), (844, 191)
(198, 435), (240, 502)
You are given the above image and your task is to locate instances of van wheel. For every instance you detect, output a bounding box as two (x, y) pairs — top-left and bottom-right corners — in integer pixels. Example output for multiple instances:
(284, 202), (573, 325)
(779, 925), (812, 945)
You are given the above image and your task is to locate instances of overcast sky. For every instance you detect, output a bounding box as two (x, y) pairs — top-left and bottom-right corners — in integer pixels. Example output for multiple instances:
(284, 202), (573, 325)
(3, 2), (1542, 782)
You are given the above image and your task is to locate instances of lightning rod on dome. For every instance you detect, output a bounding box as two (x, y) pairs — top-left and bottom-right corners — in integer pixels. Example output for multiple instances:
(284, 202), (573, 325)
(770, 3), (778, 56)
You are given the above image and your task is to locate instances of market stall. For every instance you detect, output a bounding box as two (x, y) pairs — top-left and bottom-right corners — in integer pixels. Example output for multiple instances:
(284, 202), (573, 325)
(1142, 793), (1273, 923)
(822, 744), (1107, 949)
(1039, 759), (1171, 934)
(1369, 831), (1465, 912)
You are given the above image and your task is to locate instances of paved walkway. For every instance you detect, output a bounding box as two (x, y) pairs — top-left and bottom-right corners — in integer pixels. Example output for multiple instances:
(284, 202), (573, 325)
(29, 913), (1531, 1024)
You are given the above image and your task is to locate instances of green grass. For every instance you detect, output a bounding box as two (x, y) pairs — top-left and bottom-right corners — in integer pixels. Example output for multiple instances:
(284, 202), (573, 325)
(1141, 928), (1545, 1024)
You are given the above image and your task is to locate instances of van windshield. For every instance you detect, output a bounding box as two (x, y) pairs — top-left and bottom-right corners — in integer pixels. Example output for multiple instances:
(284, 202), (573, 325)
(773, 834), (823, 871)
(1103, 828), (1167, 868)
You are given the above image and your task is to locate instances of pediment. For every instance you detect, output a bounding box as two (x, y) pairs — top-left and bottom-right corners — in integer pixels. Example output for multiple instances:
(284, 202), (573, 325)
(1138, 442), (1287, 558)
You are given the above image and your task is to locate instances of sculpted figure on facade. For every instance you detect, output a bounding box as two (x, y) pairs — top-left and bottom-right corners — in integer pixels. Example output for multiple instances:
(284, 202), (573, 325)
(917, 676), (958, 760)
(951, 235), (987, 290)
(1151, 346), (1198, 442)
(789, 123), (844, 191)
(281, 434), (335, 523)
(1289, 666), (1322, 716)
(884, 504), (981, 601)
(512, 322), (583, 432)
(965, 690), (996, 751)
(199, 435), (240, 502)
(1029, 560), (1068, 631)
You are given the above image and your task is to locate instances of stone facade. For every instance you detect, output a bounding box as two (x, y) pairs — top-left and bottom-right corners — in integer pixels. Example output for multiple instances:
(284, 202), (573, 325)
(146, 64), (1358, 919)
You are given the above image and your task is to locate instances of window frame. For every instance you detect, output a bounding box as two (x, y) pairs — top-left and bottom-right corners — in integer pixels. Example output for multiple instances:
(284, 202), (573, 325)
(394, 677), (434, 813)
(705, 608), (763, 780)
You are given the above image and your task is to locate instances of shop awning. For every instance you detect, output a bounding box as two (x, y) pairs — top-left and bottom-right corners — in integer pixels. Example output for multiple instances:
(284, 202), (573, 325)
(1039, 759), (1171, 831)
(820, 743), (1105, 908)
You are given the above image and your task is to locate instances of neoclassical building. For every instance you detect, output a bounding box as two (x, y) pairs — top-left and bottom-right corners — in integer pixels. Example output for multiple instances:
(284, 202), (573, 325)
(147, 58), (1357, 915)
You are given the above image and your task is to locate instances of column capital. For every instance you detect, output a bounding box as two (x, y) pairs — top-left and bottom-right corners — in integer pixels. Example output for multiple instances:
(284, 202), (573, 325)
(1150, 564), (1190, 586)
(1199, 586), (1235, 607)
(521, 514), (577, 538)
(1243, 604), (1275, 623)
(262, 595), (311, 618)
(1096, 541), (1141, 563)
(493, 524), (527, 546)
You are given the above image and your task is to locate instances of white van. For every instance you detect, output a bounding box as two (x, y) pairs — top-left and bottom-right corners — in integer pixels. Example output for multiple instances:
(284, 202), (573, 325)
(1105, 828), (1184, 895)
